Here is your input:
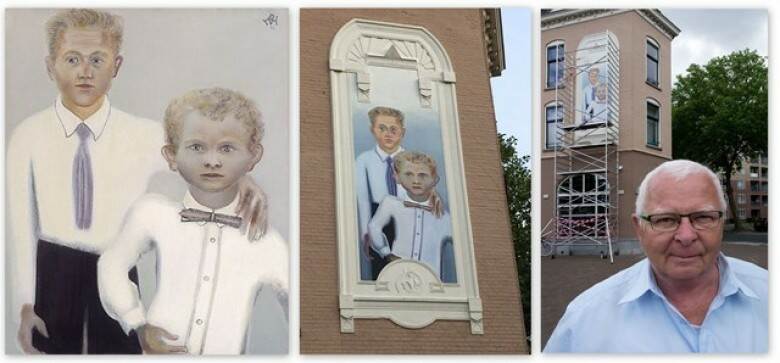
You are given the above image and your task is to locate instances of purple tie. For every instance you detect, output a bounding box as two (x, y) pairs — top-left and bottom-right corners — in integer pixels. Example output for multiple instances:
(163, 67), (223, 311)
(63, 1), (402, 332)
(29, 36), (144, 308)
(73, 123), (93, 229)
(385, 156), (397, 197)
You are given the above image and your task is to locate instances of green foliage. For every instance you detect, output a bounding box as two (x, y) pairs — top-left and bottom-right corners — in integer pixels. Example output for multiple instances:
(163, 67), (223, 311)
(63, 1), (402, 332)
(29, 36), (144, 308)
(672, 49), (767, 228)
(499, 133), (531, 341)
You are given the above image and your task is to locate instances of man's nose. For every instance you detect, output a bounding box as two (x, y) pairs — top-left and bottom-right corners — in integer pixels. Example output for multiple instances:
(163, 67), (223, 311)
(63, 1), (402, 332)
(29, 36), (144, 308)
(674, 217), (698, 245)
(78, 63), (93, 79)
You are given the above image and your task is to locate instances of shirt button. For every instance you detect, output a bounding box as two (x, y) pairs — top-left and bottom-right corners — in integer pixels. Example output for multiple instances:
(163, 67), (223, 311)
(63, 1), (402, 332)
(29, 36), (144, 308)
(210, 237), (216, 243)
(203, 276), (210, 282)
(196, 319), (203, 325)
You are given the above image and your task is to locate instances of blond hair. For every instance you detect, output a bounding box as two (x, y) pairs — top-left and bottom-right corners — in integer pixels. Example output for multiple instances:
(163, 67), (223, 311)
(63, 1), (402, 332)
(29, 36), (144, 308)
(164, 87), (264, 149)
(368, 106), (405, 128)
(46, 9), (124, 56)
(393, 151), (444, 218)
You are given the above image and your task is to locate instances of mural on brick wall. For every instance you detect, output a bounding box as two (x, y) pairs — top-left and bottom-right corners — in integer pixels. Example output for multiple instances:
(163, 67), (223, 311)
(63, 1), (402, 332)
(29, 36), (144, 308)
(352, 67), (456, 283)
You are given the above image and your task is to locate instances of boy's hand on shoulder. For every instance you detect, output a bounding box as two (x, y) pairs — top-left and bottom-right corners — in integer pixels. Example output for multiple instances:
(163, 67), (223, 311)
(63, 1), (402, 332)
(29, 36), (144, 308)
(137, 324), (187, 354)
(236, 176), (268, 242)
(18, 304), (47, 354)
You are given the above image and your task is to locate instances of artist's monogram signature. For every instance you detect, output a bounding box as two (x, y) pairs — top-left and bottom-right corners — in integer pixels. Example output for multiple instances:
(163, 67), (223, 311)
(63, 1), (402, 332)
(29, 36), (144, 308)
(262, 13), (278, 29)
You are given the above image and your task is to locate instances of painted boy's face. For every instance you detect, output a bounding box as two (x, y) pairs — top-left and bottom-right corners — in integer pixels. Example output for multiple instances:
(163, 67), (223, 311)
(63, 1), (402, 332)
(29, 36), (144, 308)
(371, 115), (405, 154)
(588, 69), (600, 85)
(46, 28), (123, 114)
(396, 161), (437, 202)
(164, 112), (262, 196)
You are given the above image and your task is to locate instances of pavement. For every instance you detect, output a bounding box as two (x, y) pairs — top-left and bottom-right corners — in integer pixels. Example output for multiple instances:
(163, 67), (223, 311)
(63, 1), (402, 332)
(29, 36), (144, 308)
(540, 241), (768, 349)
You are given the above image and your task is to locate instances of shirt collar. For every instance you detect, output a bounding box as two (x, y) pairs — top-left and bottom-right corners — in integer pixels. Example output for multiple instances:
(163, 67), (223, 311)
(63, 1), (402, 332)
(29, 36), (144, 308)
(374, 145), (404, 161)
(55, 94), (111, 141)
(716, 253), (759, 300)
(618, 254), (759, 305)
(182, 191), (240, 219)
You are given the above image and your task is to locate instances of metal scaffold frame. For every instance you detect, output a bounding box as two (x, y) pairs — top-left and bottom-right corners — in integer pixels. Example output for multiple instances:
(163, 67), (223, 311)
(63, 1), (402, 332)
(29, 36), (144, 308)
(542, 31), (620, 262)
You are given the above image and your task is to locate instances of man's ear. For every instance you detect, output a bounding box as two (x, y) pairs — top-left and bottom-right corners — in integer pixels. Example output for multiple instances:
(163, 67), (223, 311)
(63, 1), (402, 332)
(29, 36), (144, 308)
(399, 127), (406, 139)
(112, 55), (124, 78)
(161, 145), (178, 172)
(631, 213), (642, 236)
(247, 144), (264, 172)
(45, 56), (55, 81)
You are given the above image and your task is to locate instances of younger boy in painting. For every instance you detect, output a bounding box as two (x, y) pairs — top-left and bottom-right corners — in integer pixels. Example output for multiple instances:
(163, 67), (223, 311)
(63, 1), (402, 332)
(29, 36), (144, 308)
(97, 88), (288, 355)
(355, 106), (408, 280)
(367, 151), (451, 280)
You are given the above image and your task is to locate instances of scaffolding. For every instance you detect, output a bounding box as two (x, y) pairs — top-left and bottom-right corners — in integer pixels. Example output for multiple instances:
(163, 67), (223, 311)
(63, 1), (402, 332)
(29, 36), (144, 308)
(542, 31), (620, 262)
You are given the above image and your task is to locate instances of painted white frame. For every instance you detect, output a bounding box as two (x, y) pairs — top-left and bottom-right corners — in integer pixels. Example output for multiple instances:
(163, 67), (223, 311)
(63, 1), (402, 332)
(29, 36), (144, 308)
(329, 19), (483, 334)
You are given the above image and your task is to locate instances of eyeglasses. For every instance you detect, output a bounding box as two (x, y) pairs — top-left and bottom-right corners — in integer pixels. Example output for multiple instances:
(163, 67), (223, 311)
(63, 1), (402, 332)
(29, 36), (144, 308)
(640, 211), (723, 232)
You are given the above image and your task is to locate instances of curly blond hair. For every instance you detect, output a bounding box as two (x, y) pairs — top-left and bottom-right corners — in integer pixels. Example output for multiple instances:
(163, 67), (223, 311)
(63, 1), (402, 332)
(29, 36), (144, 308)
(164, 87), (264, 149)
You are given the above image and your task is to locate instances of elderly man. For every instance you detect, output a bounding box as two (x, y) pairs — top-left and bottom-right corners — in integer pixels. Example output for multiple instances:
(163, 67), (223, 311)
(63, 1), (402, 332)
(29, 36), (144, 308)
(544, 160), (767, 353)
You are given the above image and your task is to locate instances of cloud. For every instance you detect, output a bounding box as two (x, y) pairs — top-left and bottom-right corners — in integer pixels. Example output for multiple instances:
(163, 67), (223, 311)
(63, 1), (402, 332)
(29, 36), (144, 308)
(663, 9), (768, 79)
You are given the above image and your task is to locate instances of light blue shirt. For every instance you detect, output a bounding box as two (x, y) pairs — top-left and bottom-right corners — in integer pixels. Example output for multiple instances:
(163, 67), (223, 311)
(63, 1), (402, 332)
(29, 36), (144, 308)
(544, 254), (767, 353)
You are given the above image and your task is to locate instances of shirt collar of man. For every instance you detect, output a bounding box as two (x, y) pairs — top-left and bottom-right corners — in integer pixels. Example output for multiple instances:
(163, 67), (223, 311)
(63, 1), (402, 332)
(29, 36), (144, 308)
(374, 144), (404, 161)
(618, 253), (759, 305)
(181, 190), (241, 226)
(55, 94), (111, 141)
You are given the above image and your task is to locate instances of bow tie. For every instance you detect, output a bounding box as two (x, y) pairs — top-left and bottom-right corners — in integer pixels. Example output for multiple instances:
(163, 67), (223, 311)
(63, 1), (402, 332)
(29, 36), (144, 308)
(403, 201), (432, 212)
(180, 208), (242, 228)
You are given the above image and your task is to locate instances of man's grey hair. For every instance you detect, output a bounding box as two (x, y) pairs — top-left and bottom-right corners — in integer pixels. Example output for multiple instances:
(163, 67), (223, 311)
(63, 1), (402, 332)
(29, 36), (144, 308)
(46, 9), (124, 56)
(635, 159), (728, 216)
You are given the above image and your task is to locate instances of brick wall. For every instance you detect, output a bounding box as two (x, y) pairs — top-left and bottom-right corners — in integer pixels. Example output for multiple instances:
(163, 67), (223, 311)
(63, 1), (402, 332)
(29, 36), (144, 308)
(300, 8), (527, 354)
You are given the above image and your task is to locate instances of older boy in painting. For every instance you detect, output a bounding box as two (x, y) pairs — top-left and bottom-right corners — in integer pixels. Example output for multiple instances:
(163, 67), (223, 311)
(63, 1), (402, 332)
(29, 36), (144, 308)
(6, 9), (266, 354)
(355, 106), (408, 280)
(367, 151), (452, 280)
(98, 88), (288, 355)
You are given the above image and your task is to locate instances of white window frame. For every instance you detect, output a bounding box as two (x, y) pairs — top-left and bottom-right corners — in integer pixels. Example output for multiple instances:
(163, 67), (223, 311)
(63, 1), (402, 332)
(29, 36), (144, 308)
(544, 101), (563, 150)
(546, 40), (565, 88)
(646, 37), (660, 86)
(646, 98), (661, 148)
(329, 19), (483, 334)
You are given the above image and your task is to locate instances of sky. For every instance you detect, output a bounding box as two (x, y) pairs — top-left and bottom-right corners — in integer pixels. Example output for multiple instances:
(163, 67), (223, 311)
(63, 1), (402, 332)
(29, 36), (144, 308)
(491, 8), (533, 159)
(662, 9), (768, 82)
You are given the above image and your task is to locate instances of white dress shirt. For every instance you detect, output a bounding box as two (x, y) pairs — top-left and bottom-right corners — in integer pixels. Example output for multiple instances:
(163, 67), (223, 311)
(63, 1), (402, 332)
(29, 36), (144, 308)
(6, 96), (166, 319)
(354, 145), (407, 279)
(98, 192), (289, 355)
(367, 195), (452, 278)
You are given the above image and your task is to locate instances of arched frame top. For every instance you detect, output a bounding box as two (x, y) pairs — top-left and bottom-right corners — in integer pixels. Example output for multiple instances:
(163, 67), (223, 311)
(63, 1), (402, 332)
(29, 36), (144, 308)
(329, 19), (483, 335)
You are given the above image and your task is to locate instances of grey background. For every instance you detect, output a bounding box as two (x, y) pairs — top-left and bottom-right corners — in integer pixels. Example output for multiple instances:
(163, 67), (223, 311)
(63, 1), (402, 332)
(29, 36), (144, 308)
(5, 8), (290, 354)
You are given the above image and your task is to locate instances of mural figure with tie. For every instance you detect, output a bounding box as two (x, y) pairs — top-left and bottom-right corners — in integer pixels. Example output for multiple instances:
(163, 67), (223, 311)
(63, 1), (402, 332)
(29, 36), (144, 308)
(352, 67), (457, 283)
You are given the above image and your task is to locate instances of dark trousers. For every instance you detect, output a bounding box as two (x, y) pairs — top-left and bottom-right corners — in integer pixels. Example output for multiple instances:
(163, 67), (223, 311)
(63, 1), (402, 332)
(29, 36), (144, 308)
(32, 240), (142, 354)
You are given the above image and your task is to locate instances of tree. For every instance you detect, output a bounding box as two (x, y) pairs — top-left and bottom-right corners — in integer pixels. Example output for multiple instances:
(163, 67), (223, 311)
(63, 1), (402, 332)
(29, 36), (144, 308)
(672, 49), (767, 230)
(498, 133), (531, 342)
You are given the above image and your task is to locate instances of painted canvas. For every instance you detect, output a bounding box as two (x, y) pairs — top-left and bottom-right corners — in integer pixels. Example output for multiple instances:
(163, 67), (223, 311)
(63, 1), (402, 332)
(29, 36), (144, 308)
(5, 9), (289, 354)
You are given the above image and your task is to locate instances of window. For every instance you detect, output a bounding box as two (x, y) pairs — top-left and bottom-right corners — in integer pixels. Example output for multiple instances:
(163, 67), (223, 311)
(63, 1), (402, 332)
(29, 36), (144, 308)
(737, 180), (745, 190)
(646, 100), (660, 147)
(546, 41), (565, 88)
(738, 208), (746, 219)
(737, 194), (746, 204)
(646, 38), (659, 86)
(545, 103), (563, 149)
